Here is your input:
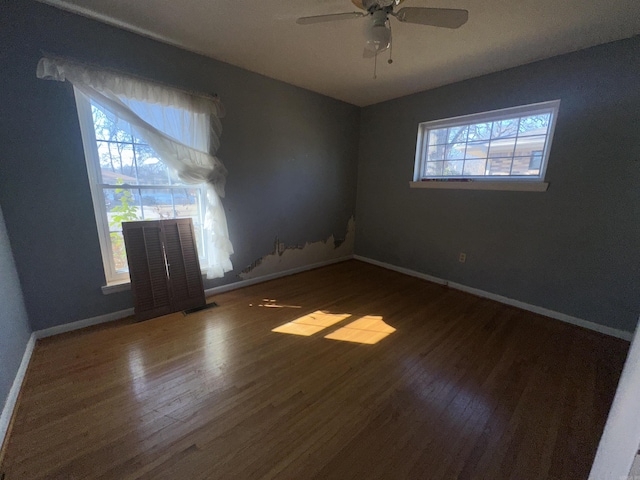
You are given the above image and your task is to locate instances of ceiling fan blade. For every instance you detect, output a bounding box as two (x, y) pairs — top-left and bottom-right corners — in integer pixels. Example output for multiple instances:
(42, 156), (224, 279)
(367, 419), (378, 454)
(393, 7), (469, 29)
(296, 12), (366, 25)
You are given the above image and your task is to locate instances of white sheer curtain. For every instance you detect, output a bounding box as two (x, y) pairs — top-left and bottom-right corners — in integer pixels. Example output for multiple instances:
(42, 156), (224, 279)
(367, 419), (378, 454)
(36, 56), (233, 279)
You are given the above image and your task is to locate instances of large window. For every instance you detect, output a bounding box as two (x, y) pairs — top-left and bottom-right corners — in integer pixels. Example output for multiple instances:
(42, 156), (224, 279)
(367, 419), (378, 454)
(413, 100), (560, 183)
(75, 95), (208, 284)
(38, 55), (232, 286)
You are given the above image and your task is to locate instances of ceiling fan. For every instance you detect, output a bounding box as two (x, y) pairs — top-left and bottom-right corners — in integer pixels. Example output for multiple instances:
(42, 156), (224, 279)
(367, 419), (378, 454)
(296, 0), (469, 59)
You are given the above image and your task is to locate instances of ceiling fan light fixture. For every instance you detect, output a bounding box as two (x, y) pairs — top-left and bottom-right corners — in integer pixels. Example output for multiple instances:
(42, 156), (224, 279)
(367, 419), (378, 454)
(366, 10), (391, 51)
(367, 24), (391, 50)
(298, 0), (468, 61)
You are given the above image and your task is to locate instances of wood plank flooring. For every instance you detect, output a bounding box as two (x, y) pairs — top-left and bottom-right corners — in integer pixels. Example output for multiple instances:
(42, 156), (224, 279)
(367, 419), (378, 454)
(0, 260), (629, 479)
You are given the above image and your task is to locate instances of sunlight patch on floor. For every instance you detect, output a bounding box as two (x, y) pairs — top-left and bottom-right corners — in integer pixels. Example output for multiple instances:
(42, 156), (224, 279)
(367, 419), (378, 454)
(272, 312), (395, 344)
(324, 316), (396, 345)
(127, 346), (148, 400)
(272, 311), (351, 336)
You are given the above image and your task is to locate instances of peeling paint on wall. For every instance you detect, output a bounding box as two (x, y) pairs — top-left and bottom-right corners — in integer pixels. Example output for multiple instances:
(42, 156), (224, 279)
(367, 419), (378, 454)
(240, 217), (355, 279)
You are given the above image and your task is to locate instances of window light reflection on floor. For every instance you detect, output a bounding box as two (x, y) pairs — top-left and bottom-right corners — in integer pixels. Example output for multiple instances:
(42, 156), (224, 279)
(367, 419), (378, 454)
(254, 299), (302, 309)
(272, 312), (396, 345)
(324, 316), (395, 345)
(272, 311), (351, 337)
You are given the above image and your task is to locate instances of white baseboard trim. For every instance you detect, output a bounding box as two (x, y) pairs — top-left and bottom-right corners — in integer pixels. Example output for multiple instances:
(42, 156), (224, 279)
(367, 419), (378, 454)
(353, 255), (446, 286)
(354, 255), (633, 341)
(205, 255), (354, 296)
(1, 332), (36, 451)
(34, 308), (135, 339)
(448, 281), (633, 341)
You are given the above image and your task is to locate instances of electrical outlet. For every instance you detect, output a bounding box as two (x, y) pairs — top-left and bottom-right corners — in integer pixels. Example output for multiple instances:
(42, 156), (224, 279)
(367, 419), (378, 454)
(459, 252), (466, 263)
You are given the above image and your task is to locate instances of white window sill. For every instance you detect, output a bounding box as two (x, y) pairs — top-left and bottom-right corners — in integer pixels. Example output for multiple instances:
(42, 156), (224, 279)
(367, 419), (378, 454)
(102, 282), (131, 294)
(409, 181), (549, 192)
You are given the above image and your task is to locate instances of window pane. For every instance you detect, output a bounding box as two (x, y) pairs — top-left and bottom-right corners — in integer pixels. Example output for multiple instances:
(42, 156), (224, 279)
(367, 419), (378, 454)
(109, 231), (129, 273)
(135, 143), (170, 185)
(92, 107), (114, 141)
(488, 138), (516, 159)
(445, 143), (465, 160)
(518, 114), (550, 136)
(491, 118), (519, 139)
(464, 141), (489, 159)
(443, 160), (463, 176)
(515, 135), (546, 157)
(529, 151), (543, 171)
(103, 188), (141, 273)
(425, 162), (444, 176)
(511, 157), (540, 176)
(447, 126), (468, 144)
(467, 122), (492, 141)
(141, 188), (175, 219)
(487, 158), (513, 175)
(428, 128), (448, 145)
(168, 171), (188, 186)
(173, 188), (199, 219)
(103, 187), (141, 231)
(97, 141), (138, 185)
(427, 144), (445, 161)
(91, 104), (133, 142)
(463, 159), (486, 176)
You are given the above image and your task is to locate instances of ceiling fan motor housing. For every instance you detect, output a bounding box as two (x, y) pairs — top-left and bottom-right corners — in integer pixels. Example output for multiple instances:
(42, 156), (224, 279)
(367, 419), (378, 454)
(367, 10), (391, 50)
(354, 0), (403, 12)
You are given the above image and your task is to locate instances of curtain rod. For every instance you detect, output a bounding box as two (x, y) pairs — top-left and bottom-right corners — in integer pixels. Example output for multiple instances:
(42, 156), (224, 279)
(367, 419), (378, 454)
(40, 50), (219, 102)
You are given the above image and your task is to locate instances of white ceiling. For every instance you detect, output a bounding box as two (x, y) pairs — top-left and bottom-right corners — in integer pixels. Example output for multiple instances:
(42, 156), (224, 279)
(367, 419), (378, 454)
(39, 0), (640, 106)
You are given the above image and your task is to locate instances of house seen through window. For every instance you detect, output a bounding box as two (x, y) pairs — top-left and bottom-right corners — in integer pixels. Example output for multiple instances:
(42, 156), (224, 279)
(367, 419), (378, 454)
(413, 100), (560, 182)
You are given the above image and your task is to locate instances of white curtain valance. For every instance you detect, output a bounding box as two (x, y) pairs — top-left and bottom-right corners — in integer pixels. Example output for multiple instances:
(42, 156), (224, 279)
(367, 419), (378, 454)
(36, 57), (225, 116)
(36, 56), (233, 279)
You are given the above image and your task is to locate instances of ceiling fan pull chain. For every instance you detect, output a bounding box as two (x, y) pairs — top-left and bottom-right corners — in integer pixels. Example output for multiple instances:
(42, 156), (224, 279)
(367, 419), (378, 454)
(388, 22), (394, 64)
(374, 50), (378, 79)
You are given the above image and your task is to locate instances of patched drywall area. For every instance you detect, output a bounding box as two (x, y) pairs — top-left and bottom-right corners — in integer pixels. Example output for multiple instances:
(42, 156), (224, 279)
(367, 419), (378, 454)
(240, 217), (354, 280)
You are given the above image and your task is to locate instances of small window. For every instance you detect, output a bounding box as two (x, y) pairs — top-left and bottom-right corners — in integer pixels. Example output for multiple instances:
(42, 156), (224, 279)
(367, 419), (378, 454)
(413, 100), (560, 182)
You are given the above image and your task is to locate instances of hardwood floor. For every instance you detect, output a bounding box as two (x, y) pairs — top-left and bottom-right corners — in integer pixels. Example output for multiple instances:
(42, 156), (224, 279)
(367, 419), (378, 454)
(0, 260), (628, 479)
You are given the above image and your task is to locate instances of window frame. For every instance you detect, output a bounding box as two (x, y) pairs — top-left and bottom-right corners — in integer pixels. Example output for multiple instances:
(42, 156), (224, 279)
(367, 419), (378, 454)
(412, 100), (560, 185)
(74, 89), (208, 286)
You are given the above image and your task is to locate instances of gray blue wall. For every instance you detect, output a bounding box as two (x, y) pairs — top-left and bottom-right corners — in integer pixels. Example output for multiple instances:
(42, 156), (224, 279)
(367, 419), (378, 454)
(0, 2), (360, 331)
(0, 206), (31, 413)
(1, 2), (638, 336)
(355, 36), (640, 333)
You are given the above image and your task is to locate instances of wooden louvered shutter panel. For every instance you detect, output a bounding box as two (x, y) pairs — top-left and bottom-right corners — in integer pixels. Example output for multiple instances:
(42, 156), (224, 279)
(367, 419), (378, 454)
(162, 218), (206, 312)
(123, 221), (172, 321)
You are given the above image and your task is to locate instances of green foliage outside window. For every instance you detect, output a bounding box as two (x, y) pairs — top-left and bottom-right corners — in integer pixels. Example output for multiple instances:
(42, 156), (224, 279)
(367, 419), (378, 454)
(109, 179), (139, 271)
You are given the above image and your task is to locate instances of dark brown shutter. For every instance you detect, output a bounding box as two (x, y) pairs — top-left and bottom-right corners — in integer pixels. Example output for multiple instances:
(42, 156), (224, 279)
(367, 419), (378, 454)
(123, 218), (205, 321)
(162, 219), (206, 312)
